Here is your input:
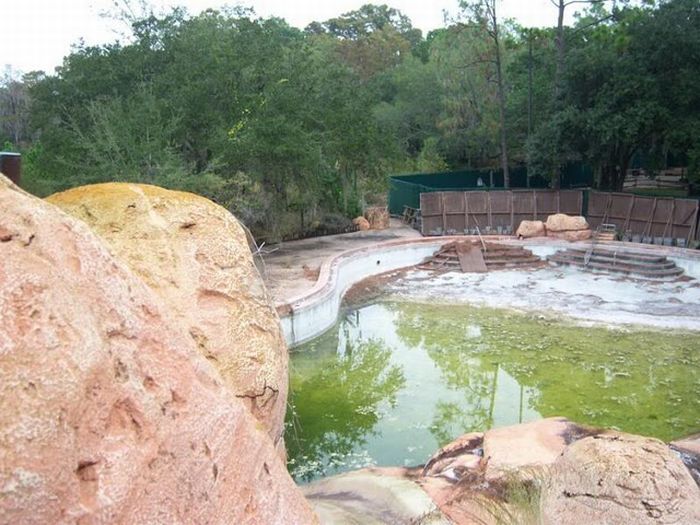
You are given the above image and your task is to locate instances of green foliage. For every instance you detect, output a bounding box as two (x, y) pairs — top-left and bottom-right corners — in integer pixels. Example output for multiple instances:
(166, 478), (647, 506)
(5, 0), (699, 235)
(287, 335), (406, 481)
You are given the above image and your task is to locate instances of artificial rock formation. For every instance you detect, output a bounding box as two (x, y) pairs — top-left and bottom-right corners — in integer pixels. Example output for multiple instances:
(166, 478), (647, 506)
(0, 175), (316, 524)
(516, 220), (546, 239)
(544, 213), (589, 232)
(47, 183), (288, 446)
(352, 216), (371, 231)
(482, 417), (576, 481)
(302, 418), (700, 525)
(544, 213), (592, 241)
(670, 433), (700, 486)
(303, 468), (450, 524)
(541, 433), (700, 524)
(365, 206), (390, 230)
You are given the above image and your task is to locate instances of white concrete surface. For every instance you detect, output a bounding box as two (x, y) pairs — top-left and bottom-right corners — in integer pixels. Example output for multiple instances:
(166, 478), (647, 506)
(278, 237), (700, 347)
(281, 241), (443, 347)
(386, 266), (700, 331)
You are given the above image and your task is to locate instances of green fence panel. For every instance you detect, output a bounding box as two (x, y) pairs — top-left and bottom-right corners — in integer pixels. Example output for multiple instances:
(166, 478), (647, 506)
(389, 163), (590, 215)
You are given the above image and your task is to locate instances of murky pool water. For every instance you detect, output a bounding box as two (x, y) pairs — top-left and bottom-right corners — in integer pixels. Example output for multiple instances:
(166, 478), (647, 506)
(286, 301), (700, 482)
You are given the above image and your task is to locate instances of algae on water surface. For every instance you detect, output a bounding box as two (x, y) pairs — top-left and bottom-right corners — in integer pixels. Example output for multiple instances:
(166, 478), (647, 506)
(286, 301), (700, 482)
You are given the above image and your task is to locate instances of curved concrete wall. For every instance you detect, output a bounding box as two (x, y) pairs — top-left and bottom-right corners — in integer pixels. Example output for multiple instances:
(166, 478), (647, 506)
(278, 237), (700, 348)
(279, 240), (443, 347)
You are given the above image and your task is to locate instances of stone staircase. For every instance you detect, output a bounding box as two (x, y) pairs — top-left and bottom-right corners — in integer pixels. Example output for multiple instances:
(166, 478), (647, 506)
(419, 241), (543, 272)
(547, 246), (685, 280)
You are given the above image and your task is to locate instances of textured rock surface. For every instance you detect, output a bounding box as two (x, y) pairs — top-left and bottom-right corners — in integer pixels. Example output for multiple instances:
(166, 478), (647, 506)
(547, 229), (592, 241)
(302, 468), (450, 525)
(47, 183), (288, 445)
(0, 175), (316, 524)
(541, 433), (700, 525)
(482, 417), (591, 481)
(545, 213), (589, 232)
(670, 433), (700, 486)
(672, 433), (700, 456)
(516, 220), (546, 238)
(352, 216), (371, 231)
(365, 206), (390, 230)
(422, 432), (483, 479)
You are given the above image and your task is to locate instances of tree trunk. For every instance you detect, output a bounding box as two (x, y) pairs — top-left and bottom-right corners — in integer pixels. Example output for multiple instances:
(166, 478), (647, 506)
(613, 154), (631, 192)
(489, 0), (510, 188)
(554, 0), (566, 104)
(593, 165), (603, 190)
(526, 31), (533, 189)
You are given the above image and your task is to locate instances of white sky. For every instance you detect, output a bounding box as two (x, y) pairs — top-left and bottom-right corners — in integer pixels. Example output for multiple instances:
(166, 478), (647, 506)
(1, 0), (584, 74)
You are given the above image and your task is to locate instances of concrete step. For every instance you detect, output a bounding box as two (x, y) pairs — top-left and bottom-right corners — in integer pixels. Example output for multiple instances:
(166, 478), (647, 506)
(561, 247), (668, 263)
(423, 256), (542, 269)
(485, 256), (543, 266)
(423, 242), (543, 273)
(435, 250), (535, 261)
(555, 250), (677, 270)
(548, 254), (684, 279)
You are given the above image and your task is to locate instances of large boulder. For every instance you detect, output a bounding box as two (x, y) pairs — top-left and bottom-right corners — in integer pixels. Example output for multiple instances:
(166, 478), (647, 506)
(544, 213), (589, 232)
(0, 175), (316, 524)
(47, 183), (287, 446)
(365, 206), (390, 230)
(516, 220), (546, 239)
(352, 216), (370, 231)
(545, 214), (591, 242)
(670, 433), (700, 486)
(302, 468), (450, 524)
(541, 433), (700, 524)
(547, 229), (592, 241)
(482, 417), (591, 481)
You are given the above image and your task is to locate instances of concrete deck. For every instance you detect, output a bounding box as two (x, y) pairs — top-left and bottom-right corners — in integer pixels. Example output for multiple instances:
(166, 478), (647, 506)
(262, 219), (421, 304)
(264, 227), (700, 307)
(263, 224), (700, 346)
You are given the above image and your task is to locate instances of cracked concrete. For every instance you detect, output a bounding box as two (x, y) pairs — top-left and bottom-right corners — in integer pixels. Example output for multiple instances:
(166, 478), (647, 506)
(385, 265), (700, 331)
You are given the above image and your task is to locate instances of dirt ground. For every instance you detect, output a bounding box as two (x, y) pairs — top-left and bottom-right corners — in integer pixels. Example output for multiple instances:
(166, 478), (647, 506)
(260, 219), (421, 304)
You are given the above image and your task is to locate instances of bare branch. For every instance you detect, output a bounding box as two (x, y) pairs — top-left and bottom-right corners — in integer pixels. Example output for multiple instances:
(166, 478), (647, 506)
(455, 57), (498, 69)
(572, 13), (615, 33)
(563, 0), (606, 5)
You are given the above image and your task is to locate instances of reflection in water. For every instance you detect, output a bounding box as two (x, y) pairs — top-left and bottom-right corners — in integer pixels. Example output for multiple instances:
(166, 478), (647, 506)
(286, 324), (405, 481)
(286, 301), (700, 482)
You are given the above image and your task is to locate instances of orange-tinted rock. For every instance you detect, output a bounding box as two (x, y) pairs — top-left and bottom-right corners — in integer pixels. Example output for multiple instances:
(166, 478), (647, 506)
(302, 468), (449, 524)
(352, 216), (370, 231)
(516, 220), (546, 238)
(541, 433), (700, 524)
(422, 431), (483, 479)
(483, 417), (590, 481)
(47, 183), (288, 446)
(670, 433), (700, 456)
(548, 229), (592, 241)
(545, 213), (589, 232)
(365, 206), (390, 230)
(670, 433), (700, 486)
(0, 175), (316, 524)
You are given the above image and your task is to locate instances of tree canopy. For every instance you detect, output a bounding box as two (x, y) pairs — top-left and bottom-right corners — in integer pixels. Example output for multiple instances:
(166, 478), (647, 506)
(2, 0), (699, 239)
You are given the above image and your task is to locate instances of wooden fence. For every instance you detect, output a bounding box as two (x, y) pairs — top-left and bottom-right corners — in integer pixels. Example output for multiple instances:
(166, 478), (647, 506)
(420, 190), (583, 236)
(587, 191), (698, 242)
(420, 189), (699, 242)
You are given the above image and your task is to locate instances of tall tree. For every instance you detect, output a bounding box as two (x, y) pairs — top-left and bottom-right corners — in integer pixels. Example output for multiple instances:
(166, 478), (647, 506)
(308, 4), (422, 80)
(459, 1), (510, 187)
(0, 68), (32, 146)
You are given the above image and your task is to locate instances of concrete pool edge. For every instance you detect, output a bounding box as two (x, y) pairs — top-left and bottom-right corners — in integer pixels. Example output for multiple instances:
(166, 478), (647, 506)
(276, 236), (700, 348)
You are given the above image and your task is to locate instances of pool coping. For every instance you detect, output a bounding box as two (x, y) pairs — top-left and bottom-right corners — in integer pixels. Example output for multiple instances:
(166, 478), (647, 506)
(275, 235), (700, 347)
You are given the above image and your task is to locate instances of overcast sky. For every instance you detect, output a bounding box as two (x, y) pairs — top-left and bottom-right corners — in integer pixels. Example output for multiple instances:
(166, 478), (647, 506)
(2, 0), (587, 74)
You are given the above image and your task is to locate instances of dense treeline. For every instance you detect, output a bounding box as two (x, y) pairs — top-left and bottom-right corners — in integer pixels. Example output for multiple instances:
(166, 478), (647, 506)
(1, 0), (699, 239)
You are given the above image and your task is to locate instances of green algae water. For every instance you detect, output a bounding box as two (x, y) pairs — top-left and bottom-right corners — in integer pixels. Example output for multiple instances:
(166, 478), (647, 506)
(285, 301), (700, 482)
